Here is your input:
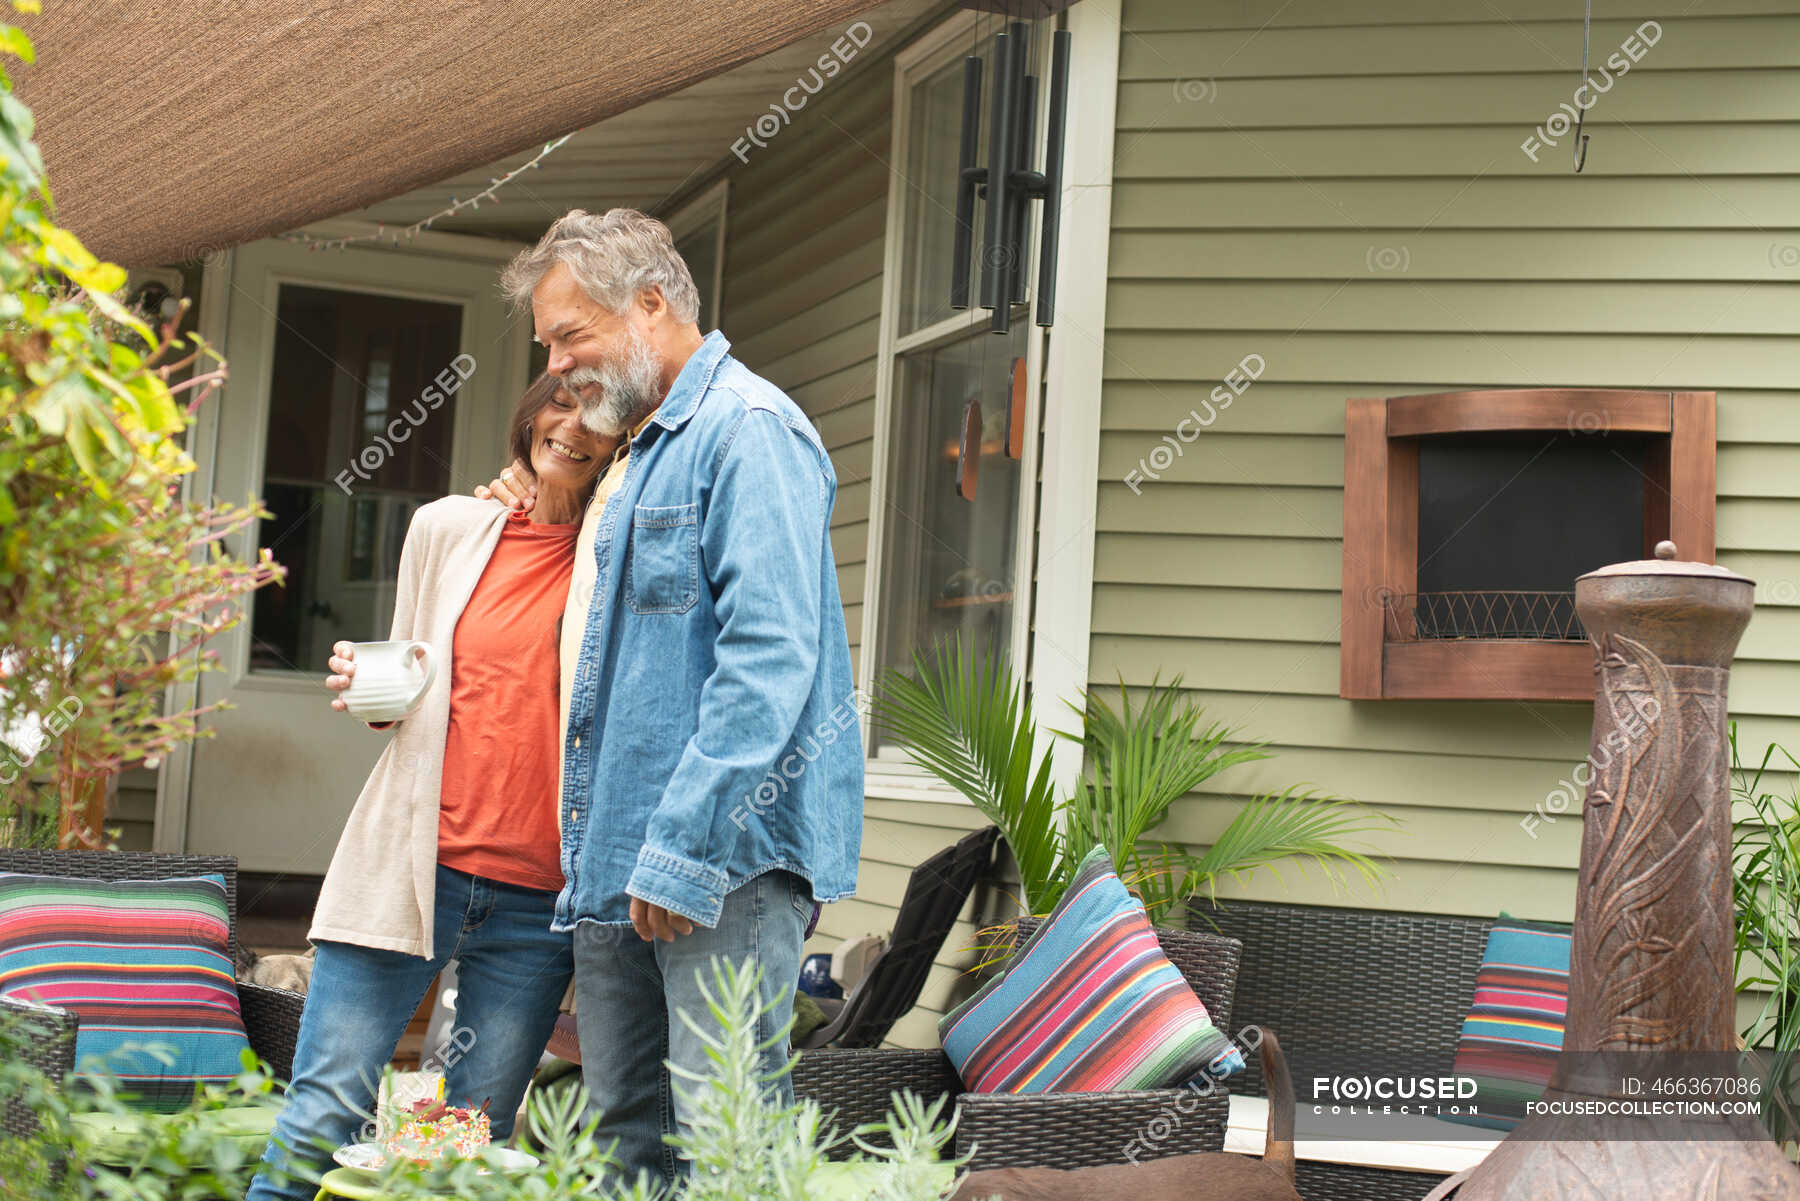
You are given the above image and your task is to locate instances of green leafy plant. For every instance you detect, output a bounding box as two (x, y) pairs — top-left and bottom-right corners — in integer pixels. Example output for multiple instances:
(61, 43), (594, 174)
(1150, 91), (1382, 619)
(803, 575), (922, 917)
(875, 638), (1064, 914)
(0, 1006), (286, 1201)
(1730, 725), (1800, 1144)
(875, 640), (1391, 925)
(669, 958), (960, 1201)
(0, 5), (281, 847)
(1, 960), (965, 1201)
(364, 958), (962, 1201)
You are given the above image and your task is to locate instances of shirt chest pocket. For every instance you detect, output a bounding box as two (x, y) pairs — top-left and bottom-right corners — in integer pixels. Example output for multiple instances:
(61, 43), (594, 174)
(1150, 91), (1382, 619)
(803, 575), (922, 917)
(627, 503), (700, 615)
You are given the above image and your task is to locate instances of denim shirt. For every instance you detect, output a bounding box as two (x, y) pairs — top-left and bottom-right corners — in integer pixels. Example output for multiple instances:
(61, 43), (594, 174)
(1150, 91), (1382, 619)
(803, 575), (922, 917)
(554, 332), (864, 930)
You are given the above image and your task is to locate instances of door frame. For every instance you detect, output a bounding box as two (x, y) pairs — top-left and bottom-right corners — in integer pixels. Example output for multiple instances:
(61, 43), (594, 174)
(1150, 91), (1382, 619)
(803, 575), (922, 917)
(154, 222), (532, 853)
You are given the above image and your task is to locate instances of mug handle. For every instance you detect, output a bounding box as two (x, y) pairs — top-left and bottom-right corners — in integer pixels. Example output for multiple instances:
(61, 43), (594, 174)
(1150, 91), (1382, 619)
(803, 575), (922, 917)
(405, 641), (439, 705)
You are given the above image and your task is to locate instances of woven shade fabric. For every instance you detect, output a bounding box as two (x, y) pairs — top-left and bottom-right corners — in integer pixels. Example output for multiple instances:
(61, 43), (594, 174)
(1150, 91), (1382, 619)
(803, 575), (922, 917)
(15, 0), (877, 267)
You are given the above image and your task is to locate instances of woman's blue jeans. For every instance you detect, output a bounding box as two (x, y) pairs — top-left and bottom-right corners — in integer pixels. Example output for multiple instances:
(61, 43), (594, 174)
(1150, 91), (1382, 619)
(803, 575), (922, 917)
(247, 865), (573, 1201)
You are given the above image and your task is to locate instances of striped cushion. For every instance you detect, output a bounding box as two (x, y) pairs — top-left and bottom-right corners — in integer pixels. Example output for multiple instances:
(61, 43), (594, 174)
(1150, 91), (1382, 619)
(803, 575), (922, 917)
(0, 872), (252, 1111)
(940, 848), (1242, 1094)
(1445, 918), (1571, 1131)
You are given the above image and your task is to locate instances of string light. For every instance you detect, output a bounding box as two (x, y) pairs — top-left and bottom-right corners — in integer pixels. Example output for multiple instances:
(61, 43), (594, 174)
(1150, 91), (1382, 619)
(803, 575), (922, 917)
(282, 132), (580, 252)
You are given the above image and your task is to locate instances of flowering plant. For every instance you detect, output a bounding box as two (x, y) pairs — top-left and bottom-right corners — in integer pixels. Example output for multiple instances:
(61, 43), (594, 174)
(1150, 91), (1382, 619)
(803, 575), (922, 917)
(0, 1), (280, 846)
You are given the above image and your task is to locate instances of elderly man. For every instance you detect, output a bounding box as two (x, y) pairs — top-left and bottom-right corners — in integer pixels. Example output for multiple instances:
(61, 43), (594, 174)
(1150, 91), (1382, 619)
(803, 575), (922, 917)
(484, 208), (861, 1185)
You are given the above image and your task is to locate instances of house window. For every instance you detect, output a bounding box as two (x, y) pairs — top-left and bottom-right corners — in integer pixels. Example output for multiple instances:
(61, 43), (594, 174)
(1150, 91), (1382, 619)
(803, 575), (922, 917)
(865, 16), (1051, 759)
(666, 181), (728, 331)
(1340, 389), (1717, 701)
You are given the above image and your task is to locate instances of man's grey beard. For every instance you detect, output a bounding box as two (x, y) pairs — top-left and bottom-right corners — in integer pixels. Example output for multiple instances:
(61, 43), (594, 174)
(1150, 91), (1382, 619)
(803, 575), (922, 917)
(565, 325), (665, 438)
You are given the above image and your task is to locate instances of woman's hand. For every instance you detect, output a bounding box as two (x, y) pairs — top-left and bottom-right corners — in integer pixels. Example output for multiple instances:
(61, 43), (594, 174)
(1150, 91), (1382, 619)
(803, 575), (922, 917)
(325, 641), (357, 712)
(474, 458), (536, 513)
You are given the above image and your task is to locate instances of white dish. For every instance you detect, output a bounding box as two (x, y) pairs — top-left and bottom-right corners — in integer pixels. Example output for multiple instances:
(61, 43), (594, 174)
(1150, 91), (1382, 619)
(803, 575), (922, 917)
(332, 1143), (540, 1175)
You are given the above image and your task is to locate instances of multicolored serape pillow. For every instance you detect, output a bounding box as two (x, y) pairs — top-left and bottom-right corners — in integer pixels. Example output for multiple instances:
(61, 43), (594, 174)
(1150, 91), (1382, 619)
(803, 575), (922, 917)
(940, 847), (1242, 1094)
(1444, 917), (1572, 1131)
(0, 871), (252, 1111)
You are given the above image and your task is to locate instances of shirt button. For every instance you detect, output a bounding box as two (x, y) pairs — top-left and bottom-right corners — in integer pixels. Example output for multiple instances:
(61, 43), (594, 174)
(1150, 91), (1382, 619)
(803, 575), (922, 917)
(573, 736), (581, 749)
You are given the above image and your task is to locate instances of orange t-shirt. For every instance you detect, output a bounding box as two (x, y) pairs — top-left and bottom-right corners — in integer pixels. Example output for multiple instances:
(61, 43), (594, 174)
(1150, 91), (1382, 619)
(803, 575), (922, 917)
(436, 510), (579, 891)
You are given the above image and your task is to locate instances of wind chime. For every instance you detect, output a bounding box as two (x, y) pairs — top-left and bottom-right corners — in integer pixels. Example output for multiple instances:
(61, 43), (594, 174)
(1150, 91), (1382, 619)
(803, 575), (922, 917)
(948, 2), (1072, 502)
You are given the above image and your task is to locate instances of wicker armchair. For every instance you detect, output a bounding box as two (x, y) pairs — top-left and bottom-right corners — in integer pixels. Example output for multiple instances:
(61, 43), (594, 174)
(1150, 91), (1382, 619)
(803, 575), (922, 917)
(793, 918), (1243, 1172)
(0, 850), (307, 1139)
(1197, 898), (1498, 1201)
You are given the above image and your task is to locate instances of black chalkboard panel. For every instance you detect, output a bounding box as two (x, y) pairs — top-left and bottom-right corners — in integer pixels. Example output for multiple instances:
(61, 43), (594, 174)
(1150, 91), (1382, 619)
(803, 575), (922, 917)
(1415, 433), (1646, 637)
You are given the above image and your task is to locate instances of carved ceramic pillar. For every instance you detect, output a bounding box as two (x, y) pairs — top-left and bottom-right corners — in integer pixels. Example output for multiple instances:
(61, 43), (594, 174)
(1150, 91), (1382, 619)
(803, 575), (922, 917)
(1451, 543), (1800, 1200)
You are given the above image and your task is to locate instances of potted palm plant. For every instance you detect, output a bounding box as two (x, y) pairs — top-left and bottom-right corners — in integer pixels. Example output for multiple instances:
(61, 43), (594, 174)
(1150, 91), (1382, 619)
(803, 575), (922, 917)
(873, 638), (1391, 928)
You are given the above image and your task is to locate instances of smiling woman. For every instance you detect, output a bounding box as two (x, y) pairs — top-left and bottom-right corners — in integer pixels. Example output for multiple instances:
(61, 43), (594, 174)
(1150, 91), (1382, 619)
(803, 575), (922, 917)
(245, 369), (617, 1201)
(507, 373), (611, 526)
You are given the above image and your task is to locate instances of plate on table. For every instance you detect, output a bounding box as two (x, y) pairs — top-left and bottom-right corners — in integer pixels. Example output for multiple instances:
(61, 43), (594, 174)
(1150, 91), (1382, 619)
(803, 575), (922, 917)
(333, 1143), (540, 1175)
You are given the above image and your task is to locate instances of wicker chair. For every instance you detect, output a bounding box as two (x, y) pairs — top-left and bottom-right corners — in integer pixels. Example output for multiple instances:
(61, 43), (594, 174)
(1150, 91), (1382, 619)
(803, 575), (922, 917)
(792, 918), (1243, 1172)
(0, 850), (307, 1139)
(1196, 898), (1499, 1201)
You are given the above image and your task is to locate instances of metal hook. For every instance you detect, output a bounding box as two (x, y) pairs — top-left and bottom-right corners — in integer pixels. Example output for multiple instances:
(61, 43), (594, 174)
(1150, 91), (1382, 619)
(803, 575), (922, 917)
(1573, 0), (1592, 173)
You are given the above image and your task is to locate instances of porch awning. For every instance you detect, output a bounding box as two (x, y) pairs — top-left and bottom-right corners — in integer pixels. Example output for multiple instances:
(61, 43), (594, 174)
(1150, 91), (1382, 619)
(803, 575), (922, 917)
(15, 1), (877, 267)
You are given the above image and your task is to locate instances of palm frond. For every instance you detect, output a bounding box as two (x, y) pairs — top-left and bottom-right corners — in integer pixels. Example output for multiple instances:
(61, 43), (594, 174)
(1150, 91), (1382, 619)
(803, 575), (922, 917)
(1063, 675), (1270, 875)
(1188, 785), (1394, 906)
(1117, 842), (1198, 926)
(871, 638), (1067, 913)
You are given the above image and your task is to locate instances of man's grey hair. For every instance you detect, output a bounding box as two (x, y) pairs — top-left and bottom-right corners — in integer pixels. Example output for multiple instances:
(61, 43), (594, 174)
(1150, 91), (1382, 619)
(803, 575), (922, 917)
(500, 208), (700, 324)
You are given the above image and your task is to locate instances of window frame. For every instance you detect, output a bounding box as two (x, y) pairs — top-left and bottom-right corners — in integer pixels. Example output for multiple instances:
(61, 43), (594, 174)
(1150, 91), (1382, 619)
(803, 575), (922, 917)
(1339, 388), (1718, 702)
(665, 179), (729, 331)
(860, 13), (1052, 783)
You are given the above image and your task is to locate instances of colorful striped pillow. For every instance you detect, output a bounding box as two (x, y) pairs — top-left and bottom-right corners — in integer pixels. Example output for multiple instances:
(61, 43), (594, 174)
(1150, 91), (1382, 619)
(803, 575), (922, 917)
(0, 871), (252, 1111)
(940, 847), (1242, 1094)
(1444, 917), (1571, 1131)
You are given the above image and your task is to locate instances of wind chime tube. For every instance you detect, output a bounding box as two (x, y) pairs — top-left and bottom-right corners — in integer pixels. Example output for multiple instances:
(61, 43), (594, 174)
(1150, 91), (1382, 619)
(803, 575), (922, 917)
(1007, 68), (1036, 308)
(979, 27), (1017, 319)
(1006, 20), (1037, 311)
(950, 54), (985, 311)
(1034, 29), (1070, 328)
(993, 21), (1034, 328)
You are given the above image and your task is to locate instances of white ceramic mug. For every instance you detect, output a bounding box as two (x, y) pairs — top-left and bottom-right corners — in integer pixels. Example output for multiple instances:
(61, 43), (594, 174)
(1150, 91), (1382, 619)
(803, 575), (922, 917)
(342, 640), (438, 723)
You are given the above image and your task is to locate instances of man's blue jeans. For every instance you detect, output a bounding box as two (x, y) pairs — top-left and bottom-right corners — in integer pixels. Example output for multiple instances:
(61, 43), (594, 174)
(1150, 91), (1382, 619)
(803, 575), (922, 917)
(247, 866), (572, 1201)
(573, 870), (811, 1187)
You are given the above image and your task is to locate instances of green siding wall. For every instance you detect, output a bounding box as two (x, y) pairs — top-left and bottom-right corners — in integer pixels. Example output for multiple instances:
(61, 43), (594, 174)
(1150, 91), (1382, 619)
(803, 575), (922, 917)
(721, 66), (888, 680)
(1105, 0), (1800, 922)
(707, 0), (1800, 1049)
(711, 43), (1005, 1048)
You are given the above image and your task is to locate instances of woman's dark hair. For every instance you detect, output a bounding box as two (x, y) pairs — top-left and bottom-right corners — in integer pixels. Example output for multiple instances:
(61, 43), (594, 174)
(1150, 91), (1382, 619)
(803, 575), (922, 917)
(508, 371), (565, 475)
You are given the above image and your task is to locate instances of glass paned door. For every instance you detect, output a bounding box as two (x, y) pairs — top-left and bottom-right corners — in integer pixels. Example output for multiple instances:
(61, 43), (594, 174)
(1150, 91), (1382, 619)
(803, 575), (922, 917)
(250, 285), (463, 673)
(184, 236), (525, 874)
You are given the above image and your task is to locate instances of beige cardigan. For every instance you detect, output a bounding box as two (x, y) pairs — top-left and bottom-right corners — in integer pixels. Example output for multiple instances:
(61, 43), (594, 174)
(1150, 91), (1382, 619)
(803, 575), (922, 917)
(309, 495), (513, 959)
